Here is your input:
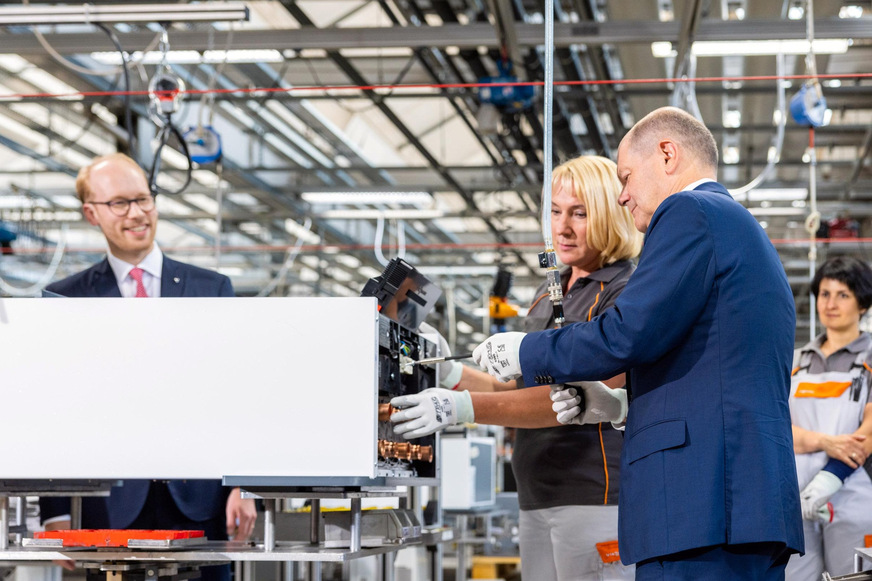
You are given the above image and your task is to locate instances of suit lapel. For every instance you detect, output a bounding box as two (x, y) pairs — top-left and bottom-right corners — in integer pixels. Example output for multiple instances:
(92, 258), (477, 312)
(161, 257), (185, 297)
(93, 259), (122, 297)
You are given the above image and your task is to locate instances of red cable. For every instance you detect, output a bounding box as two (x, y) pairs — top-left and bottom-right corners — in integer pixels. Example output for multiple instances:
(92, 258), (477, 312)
(6, 72), (872, 101)
(7, 238), (872, 256)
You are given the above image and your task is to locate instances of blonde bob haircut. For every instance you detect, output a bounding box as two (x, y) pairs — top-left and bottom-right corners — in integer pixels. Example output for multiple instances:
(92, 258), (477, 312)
(75, 152), (146, 204)
(551, 155), (642, 267)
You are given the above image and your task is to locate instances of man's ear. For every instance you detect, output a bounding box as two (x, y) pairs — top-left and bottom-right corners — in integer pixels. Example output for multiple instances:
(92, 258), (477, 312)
(82, 203), (100, 226)
(660, 140), (679, 172)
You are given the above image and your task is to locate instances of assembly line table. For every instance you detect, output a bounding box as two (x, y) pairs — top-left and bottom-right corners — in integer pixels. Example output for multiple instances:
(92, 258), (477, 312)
(0, 487), (417, 581)
(855, 547), (872, 573)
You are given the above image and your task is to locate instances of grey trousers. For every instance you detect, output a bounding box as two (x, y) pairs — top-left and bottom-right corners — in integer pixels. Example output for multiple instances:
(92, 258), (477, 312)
(519, 504), (635, 581)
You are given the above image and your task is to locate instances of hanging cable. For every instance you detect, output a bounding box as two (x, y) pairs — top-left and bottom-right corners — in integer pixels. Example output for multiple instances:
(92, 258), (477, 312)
(0, 224), (67, 297)
(147, 27), (193, 196)
(396, 219), (406, 259)
(214, 161), (224, 268)
(95, 23), (138, 164)
(670, 54), (704, 122)
(256, 217), (313, 297)
(22, 0), (161, 78)
(729, 53), (788, 197)
(373, 214), (390, 267)
(538, 0), (565, 329)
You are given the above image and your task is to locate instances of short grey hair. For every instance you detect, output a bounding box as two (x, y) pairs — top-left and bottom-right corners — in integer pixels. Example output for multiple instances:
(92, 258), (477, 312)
(628, 107), (718, 170)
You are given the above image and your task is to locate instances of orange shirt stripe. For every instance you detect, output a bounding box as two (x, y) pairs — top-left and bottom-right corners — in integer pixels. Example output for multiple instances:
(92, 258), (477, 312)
(794, 381), (852, 398)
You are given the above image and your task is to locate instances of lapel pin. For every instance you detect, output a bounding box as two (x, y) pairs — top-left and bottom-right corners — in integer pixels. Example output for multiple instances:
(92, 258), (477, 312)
(174, 277), (180, 283)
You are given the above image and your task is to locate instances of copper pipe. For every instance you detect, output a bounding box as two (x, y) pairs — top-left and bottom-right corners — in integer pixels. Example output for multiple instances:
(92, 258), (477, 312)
(378, 403), (397, 422)
(377, 439), (433, 463)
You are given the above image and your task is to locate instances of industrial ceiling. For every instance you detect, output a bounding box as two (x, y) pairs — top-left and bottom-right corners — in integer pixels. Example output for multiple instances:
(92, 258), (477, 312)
(0, 0), (870, 350)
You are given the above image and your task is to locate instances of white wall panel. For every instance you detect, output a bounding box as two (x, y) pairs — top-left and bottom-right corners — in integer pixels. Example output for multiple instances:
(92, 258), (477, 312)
(0, 297), (378, 480)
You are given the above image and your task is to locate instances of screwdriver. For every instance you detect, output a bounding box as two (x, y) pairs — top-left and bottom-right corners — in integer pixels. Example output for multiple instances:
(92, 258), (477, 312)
(411, 353), (473, 366)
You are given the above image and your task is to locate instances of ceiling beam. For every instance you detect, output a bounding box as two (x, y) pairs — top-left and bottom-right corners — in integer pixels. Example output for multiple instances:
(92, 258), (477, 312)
(2, 18), (867, 54)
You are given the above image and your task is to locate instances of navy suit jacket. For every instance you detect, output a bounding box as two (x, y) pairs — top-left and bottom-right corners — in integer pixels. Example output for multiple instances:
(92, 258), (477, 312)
(41, 255), (234, 529)
(520, 182), (804, 564)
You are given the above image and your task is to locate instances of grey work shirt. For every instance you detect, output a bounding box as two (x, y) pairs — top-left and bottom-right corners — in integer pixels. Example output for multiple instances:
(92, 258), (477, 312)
(795, 331), (872, 404)
(512, 260), (634, 510)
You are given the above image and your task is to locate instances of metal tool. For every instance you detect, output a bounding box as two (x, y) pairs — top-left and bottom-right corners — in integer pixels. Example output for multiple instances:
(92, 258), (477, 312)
(411, 353), (473, 366)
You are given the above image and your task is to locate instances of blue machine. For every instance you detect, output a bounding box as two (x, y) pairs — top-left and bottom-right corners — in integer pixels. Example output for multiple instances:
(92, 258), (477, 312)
(183, 126), (223, 164)
(790, 82), (828, 127)
(478, 60), (535, 113)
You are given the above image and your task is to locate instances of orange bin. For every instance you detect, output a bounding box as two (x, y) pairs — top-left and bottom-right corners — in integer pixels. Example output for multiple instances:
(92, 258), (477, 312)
(34, 529), (204, 548)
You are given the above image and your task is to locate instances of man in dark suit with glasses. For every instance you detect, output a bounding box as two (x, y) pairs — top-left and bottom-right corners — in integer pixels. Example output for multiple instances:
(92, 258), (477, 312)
(39, 152), (256, 581)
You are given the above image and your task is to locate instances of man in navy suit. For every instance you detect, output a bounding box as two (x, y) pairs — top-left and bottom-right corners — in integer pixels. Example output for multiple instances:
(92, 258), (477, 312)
(472, 108), (803, 580)
(39, 153), (256, 581)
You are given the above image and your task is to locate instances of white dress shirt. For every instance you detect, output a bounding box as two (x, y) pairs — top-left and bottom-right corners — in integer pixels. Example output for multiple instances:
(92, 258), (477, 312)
(685, 177), (716, 191)
(107, 244), (163, 298)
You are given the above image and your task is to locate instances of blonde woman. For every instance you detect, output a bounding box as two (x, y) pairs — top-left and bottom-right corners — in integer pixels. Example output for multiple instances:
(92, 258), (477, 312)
(392, 155), (641, 580)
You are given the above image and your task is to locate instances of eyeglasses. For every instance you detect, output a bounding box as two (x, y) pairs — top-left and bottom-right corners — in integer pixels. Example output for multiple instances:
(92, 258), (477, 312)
(89, 195), (156, 216)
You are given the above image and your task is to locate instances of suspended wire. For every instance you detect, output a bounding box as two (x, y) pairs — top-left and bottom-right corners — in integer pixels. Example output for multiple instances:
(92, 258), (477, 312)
(198, 25), (236, 129)
(374, 214), (390, 266)
(8, 72), (872, 102)
(728, 53), (788, 197)
(22, 0), (161, 78)
(256, 217), (313, 297)
(8, 237), (872, 259)
(670, 54), (704, 122)
(95, 23), (138, 163)
(0, 224), (68, 297)
(148, 122), (193, 196)
(396, 219), (406, 258)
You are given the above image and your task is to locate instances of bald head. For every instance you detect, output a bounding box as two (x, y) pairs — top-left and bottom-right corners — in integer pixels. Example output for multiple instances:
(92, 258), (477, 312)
(626, 107), (718, 173)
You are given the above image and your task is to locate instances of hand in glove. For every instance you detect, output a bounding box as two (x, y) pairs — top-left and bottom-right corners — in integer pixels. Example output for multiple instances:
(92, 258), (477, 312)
(390, 388), (475, 439)
(800, 470), (843, 521)
(471, 332), (526, 382)
(417, 322), (463, 389)
(550, 382), (628, 425)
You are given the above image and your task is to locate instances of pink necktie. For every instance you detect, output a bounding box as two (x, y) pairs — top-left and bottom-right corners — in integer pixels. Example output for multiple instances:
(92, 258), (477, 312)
(129, 267), (149, 298)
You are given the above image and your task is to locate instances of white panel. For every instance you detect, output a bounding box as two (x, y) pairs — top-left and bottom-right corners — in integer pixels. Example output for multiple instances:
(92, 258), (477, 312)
(0, 297), (378, 480)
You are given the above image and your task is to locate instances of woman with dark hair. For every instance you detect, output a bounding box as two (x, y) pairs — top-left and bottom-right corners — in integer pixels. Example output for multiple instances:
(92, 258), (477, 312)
(786, 256), (872, 580)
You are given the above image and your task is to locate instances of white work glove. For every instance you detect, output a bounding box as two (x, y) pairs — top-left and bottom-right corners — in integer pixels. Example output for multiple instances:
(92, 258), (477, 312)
(439, 360), (464, 390)
(471, 332), (526, 382)
(417, 321), (463, 389)
(390, 388), (475, 439)
(550, 382), (628, 425)
(815, 502), (834, 524)
(800, 470), (843, 521)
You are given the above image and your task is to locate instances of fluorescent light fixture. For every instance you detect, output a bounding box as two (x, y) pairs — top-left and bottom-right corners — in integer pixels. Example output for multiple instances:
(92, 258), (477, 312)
(321, 209), (444, 220)
(732, 188), (807, 202)
(651, 39), (850, 58)
(416, 265), (499, 276)
(723, 146), (740, 165)
(302, 191), (434, 206)
(284, 219), (320, 244)
(90, 49), (282, 66)
(723, 109), (742, 128)
(839, 5), (864, 18)
(747, 207), (806, 216)
(0, 3), (249, 25)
